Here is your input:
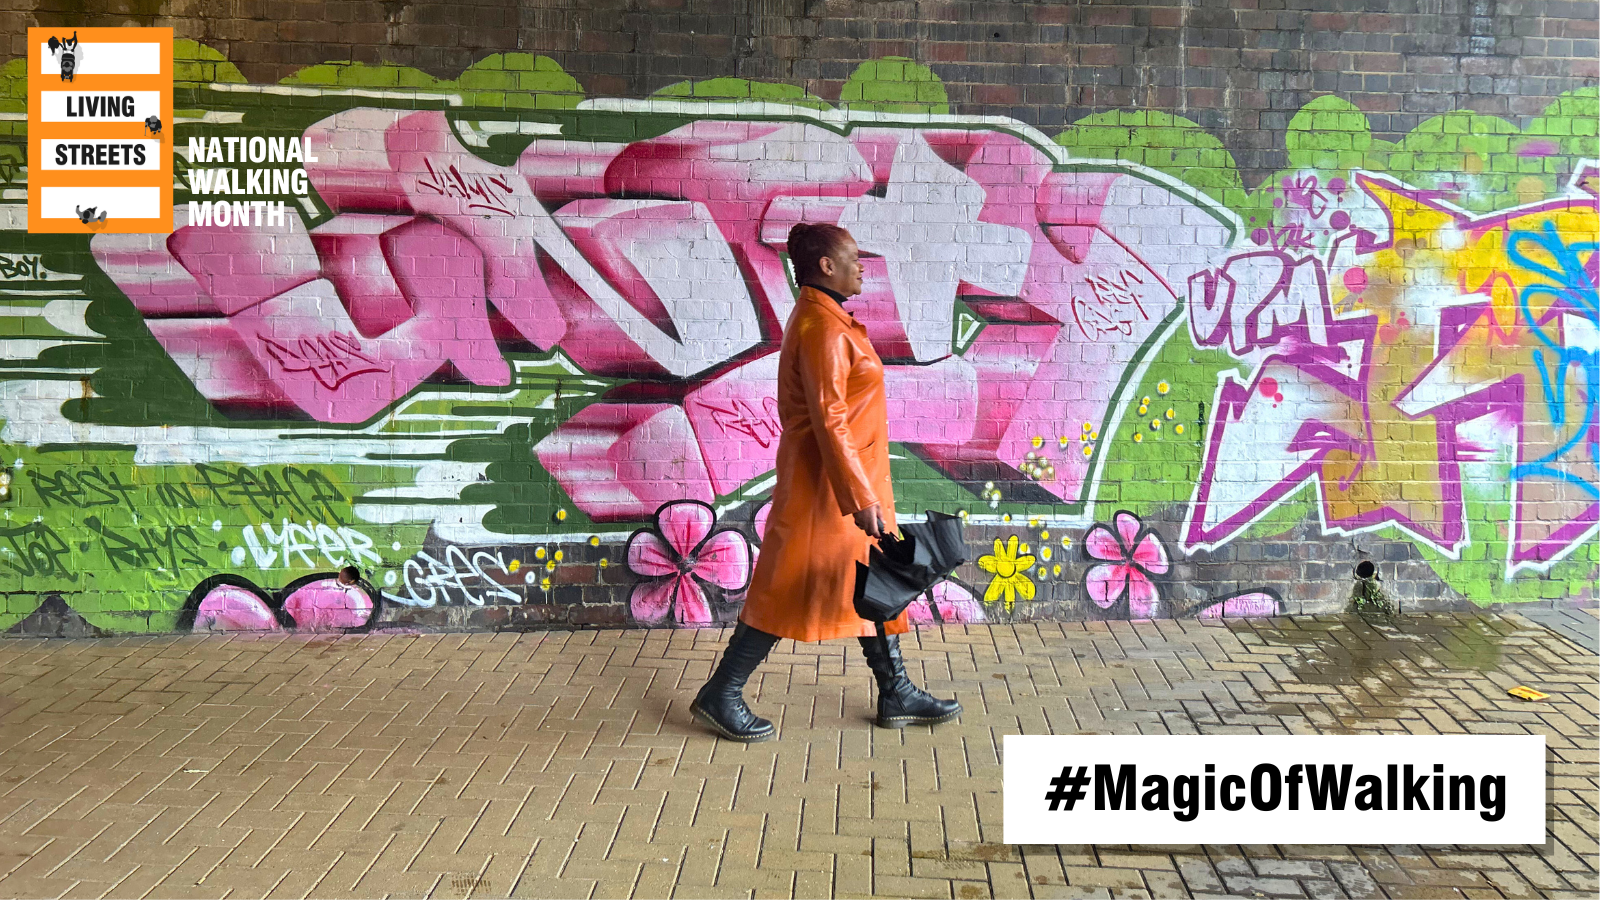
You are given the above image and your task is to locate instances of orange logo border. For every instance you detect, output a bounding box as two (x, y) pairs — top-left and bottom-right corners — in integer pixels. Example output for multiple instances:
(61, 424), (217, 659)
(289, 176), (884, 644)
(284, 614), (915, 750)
(27, 27), (174, 234)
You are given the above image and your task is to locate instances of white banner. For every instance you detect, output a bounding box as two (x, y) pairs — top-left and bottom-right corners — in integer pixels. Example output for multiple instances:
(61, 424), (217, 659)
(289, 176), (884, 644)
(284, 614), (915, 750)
(1003, 734), (1546, 845)
(38, 91), (162, 123)
(39, 41), (163, 76)
(40, 139), (163, 170)
(39, 186), (163, 220)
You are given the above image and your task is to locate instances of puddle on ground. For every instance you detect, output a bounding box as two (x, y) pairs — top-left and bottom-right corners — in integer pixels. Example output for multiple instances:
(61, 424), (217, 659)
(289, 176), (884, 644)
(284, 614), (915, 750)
(1249, 615), (1504, 683)
(1226, 616), (1508, 723)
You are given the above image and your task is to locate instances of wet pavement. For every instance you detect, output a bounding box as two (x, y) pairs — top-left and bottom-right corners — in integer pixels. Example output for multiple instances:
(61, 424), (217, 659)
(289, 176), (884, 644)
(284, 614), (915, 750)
(0, 611), (1594, 899)
(1513, 609), (1598, 655)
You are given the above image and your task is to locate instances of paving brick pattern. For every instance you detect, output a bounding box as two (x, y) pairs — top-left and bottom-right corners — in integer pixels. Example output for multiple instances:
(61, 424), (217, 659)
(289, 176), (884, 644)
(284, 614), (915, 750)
(0, 613), (1593, 899)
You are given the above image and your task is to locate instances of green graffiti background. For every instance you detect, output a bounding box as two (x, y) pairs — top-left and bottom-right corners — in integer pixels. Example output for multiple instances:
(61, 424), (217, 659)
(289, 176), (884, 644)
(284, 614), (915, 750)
(0, 42), (1594, 630)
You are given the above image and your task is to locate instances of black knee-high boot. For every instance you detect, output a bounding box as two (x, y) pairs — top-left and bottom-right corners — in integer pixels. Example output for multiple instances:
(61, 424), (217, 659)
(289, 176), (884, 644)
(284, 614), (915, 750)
(692, 622), (781, 742)
(858, 631), (962, 728)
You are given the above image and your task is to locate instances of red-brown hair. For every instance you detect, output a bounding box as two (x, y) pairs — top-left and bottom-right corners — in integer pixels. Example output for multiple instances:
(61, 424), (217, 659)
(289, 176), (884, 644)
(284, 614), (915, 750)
(786, 223), (851, 285)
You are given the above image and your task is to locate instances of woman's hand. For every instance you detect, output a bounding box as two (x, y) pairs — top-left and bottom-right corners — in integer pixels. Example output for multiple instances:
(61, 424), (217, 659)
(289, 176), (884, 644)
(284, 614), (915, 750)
(853, 503), (885, 539)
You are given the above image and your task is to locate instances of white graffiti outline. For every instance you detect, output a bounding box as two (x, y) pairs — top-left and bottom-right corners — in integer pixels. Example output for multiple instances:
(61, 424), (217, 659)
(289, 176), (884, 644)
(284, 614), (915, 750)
(398, 545), (520, 607)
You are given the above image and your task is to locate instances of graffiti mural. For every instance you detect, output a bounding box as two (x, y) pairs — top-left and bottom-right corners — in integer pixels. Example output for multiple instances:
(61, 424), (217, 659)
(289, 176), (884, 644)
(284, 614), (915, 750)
(91, 108), (1230, 520)
(1186, 171), (1599, 577)
(0, 43), (1593, 633)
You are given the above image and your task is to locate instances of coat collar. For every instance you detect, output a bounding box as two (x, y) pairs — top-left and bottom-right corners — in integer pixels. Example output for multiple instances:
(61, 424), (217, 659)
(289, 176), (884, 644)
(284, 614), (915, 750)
(802, 283), (850, 306)
(797, 285), (861, 329)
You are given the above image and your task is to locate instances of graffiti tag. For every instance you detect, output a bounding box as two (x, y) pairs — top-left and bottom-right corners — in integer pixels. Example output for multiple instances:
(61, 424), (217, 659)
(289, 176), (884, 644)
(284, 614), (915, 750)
(1281, 174), (1330, 218)
(240, 520), (381, 570)
(191, 464), (346, 521)
(0, 254), (43, 281)
(1074, 269), (1151, 339)
(417, 157), (516, 216)
(705, 397), (781, 448)
(29, 466), (138, 512)
(85, 516), (208, 577)
(262, 333), (385, 390)
(401, 545), (520, 607)
(0, 521), (75, 581)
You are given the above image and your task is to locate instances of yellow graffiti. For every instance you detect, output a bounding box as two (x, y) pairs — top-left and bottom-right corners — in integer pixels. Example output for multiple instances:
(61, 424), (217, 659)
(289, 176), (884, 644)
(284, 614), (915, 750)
(1350, 174), (1598, 559)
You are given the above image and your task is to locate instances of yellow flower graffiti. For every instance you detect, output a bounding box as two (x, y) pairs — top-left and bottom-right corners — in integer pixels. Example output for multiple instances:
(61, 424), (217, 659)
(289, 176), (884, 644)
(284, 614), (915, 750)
(979, 535), (1036, 611)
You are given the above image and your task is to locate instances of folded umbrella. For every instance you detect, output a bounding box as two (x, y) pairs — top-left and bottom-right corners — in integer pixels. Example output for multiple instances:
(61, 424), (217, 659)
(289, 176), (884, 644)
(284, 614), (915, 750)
(907, 510), (967, 579)
(853, 511), (968, 624)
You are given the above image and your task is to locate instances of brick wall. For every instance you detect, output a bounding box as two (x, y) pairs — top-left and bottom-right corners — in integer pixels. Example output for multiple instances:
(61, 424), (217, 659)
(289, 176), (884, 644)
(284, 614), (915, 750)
(0, 1), (1595, 636)
(7, 0), (1597, 182)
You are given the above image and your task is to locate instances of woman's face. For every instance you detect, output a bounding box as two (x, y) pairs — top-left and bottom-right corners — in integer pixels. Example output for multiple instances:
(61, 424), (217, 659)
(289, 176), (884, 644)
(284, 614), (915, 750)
(819, 236), (864, 297)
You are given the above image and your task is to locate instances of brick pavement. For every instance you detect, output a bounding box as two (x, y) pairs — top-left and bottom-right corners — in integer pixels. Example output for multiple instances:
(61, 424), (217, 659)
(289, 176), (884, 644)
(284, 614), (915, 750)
(0, 612), (1594, 900)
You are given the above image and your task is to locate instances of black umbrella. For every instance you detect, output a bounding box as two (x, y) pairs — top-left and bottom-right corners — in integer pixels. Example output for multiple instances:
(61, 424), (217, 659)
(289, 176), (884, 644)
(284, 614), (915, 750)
(853, 511), (968, 624)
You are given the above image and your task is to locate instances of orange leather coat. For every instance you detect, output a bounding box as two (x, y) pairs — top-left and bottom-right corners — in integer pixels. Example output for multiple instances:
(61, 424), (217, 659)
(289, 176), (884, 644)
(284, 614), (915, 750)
(739, 287), (911, 642)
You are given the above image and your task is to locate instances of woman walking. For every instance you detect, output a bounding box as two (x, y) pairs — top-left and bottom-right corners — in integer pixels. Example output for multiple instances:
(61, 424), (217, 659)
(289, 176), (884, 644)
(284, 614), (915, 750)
(690, 223), (962, 742)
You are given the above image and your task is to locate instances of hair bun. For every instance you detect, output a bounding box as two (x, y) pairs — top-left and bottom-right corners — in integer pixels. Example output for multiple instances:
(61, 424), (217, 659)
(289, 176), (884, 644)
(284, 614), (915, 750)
(785, 222), (851, 286)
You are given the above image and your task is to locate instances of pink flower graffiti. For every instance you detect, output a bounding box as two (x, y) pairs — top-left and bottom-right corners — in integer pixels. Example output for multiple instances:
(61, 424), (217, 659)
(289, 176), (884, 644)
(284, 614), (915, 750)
(625, 501), (753, 625)
(1082, 511), (1170, 618)
(905, 580), (986, 625)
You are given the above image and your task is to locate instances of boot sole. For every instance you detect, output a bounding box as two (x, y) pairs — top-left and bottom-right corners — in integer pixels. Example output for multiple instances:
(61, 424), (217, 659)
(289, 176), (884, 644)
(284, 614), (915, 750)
(876, 706), (962, 729)
(690, 702), (776, 743)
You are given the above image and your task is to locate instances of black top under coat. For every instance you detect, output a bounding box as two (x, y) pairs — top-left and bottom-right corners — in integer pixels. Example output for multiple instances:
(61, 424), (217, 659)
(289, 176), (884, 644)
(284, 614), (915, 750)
(802, 283), (849, 306)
